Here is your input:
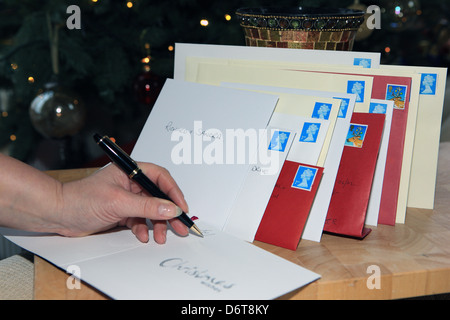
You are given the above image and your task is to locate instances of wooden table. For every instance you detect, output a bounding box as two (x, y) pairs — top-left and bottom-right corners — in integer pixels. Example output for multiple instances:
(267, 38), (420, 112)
(34, 143), (450, 300)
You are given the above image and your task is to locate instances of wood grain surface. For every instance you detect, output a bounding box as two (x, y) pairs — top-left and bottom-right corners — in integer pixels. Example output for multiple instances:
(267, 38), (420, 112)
(34, 143), (450, 300)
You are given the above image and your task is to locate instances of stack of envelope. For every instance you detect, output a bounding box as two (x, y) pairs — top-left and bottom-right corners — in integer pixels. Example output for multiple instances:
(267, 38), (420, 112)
(132, 42), (446, 250)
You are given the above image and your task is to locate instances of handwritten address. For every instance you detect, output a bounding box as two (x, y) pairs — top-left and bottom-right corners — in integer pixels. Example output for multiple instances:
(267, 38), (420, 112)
(165, 121), (222, 140)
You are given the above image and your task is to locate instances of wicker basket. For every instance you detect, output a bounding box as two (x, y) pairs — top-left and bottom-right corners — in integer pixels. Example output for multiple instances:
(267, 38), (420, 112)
(236, 7), (365, 51)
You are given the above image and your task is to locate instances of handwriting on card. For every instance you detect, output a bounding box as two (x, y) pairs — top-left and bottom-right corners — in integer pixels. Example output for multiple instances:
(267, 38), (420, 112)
(325, 218), (338, 226)
(159, 258), (235, 292)
(165, 121), (193, 135)
(336, 177), (355, 189)
(165, 121), (222, 140)
(269, 183), (286, 200)
(251, 165), (273, 175)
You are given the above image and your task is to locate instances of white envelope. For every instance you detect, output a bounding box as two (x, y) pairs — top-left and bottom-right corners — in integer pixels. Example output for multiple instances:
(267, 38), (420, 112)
(269, 113), (330, 165)
(365, 99), (394, 226)
(131, 79), (279, 230)
(220, 82), (339, 167)
(223, 128), (296, 242)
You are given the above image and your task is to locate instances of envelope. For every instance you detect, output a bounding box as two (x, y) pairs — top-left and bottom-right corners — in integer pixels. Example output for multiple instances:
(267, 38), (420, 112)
(269, 113), (331, 166)
(324, 112), (385, 238)
(354, 72), (415, 226)
(220, 82), (340, 166)
(195, 63), (373, 112)
(131, 79), (279, 231)
(365, 99), (394, 226)
(223, 128), (296, 242)
(174, 42), (381, 80)
(382, 65), (448, 213)
(254, 161), (324, 250)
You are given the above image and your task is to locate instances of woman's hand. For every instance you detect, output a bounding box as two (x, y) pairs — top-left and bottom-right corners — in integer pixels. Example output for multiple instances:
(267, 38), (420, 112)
(0, 154), (189, 244)
(59, 163), (190, 244)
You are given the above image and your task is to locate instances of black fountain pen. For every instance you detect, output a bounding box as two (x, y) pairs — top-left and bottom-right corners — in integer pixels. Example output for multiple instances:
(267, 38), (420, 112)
(93, 133), (203, 238)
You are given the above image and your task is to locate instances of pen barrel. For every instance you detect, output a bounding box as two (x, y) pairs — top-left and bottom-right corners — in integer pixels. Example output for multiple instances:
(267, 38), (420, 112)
(133, 171), (194, 228)
(95, 135), (137, 176)
(132, 171), (170, 201)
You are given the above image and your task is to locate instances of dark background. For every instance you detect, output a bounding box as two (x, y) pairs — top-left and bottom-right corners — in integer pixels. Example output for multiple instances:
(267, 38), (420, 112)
(0, 0), (448, 169)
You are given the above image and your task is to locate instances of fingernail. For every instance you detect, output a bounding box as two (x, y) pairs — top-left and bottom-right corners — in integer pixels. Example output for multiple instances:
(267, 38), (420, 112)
(175, 206), (183, 217)
(162, 228), (167, 243)
(158, 202), (183, 218)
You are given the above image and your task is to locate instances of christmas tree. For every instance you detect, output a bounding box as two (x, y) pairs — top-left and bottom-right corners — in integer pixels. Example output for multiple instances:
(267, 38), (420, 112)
(0, 0), (448, 166)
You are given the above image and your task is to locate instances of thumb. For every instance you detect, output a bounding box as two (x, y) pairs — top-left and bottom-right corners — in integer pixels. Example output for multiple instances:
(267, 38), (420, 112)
(115, 191), (183, 221)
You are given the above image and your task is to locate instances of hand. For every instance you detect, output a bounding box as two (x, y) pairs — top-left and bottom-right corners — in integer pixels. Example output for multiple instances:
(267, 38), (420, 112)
(58, 162), (190, 244)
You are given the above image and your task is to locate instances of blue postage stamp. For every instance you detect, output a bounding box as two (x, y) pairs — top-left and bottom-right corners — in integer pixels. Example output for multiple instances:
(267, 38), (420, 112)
(299, 122), (321, 143)
(353, 58), (372, 68)
(347, 81), (365, 103)
(386, 84), (407, 110)
(420, 73), (437, 95)
(369, 102), (387, 114)
(333, 97), (350, 118)
(292, 165), (318, 191)
(268, 130), (291, 152)
(345, 123), (368, 148)
(311, 102), (332, 120)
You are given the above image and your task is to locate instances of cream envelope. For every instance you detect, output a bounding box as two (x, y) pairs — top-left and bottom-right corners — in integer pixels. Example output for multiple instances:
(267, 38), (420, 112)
(221, 82), (339, 167)
(2, 221), (320, 300)
(174, 42), (381, 80)
(218, 83), (357, 242)
(382, 65), (448, 212)
(185, 56), (364, 83)
(195, 62), (372, 112)
(223, 128), (296, 242)
(365, 99), (394, 226)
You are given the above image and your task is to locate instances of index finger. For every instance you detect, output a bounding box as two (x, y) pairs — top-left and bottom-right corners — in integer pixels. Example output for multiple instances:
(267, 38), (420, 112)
(136, 162), (189, 213)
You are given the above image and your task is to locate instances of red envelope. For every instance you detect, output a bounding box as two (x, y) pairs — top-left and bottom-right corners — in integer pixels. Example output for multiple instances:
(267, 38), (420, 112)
(254, 161), (323, 250)
(372, 76), (412, 226)
(294, 69), (412, 226)
(323, 112), (385, 238)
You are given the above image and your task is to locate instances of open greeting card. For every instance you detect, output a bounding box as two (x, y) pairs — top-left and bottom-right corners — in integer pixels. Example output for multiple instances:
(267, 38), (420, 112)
(3, 221), (320, 300)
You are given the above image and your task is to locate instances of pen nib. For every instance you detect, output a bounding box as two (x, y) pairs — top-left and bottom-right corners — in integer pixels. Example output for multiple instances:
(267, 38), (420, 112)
(190, 224), (204, 238)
